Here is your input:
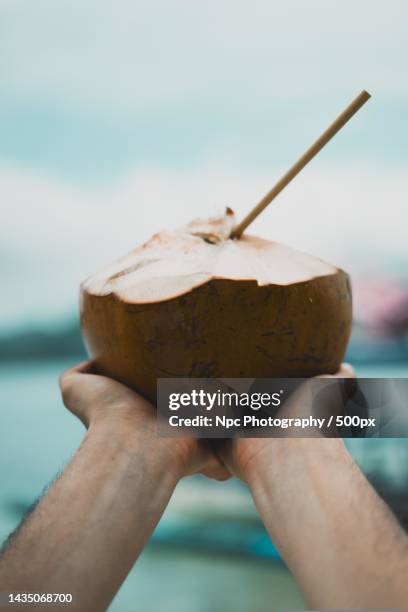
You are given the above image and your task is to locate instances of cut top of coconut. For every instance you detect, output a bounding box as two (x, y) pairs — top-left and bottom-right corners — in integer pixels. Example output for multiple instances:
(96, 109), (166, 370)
(82, 209), (340, 303)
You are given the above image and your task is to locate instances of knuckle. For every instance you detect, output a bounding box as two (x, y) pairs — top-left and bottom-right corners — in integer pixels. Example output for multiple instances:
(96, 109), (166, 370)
(216, 472), (231, 482)
(59, 373), (74, 404)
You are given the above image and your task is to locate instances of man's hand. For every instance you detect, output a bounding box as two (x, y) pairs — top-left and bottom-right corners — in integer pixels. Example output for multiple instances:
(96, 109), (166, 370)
(60, 361), (230, 482)
(216, 365), (408, 610)
(217, 363), (355, 481)
(0, 361), (229, 611)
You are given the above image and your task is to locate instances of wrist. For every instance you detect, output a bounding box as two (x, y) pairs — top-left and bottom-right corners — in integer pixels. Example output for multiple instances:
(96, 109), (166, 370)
(242, 437), (347, 489)
(87, 415), (185, 482)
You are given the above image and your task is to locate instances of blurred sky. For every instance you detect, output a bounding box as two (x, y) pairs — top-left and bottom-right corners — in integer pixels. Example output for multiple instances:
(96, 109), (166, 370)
(0, 0), (407, 331)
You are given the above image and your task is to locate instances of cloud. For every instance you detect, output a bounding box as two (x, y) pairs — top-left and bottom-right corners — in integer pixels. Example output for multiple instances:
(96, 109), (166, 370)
(1, 160), (406, 330)
(1, 0), (407, 113)
(1, 0), (406, 186)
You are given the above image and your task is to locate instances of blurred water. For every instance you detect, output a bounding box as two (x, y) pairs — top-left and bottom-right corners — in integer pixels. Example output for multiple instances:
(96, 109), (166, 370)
(0, 360), (83, 534)
(347, 363), (408, 493)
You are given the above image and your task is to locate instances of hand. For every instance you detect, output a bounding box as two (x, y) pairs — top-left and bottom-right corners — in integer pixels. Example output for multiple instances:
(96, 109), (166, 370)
(60, 361), (230, 482)
(216, 364), (355, 482)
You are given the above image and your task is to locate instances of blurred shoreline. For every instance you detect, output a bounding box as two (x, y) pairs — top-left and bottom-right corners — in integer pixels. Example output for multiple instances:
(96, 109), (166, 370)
(0, 319), (86, 361)
(1, 318), (407, 365)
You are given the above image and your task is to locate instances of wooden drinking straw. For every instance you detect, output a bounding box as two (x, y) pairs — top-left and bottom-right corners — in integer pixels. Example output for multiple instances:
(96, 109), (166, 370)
(231, 90), (371, 239)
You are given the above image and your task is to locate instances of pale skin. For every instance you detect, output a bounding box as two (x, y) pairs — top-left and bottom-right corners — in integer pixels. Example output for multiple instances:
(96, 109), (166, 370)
(0, 364), (407, 611)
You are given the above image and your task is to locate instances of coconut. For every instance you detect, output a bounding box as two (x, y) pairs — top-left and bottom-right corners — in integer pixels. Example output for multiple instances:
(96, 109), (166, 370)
(80, 209), (352, 402)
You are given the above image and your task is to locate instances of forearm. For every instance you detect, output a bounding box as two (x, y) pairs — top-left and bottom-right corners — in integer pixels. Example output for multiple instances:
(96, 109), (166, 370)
(0, 420), (180, 611)
(246, 438), (408, 609)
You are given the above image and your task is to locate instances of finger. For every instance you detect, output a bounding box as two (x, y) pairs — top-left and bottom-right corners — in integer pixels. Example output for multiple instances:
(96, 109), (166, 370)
(201, 469), (231, 481)
(201, 462), (231, 481)
(320, 362), (355, 379)
(59, 361), (97, 401)
(206, 451), (231, 475)
(193, 441), (231, 481)
(337, 363), (355, 378)
(60, 360), (95, 382)
(59, 361), (95, 414)
(214, 440), (235, 475)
